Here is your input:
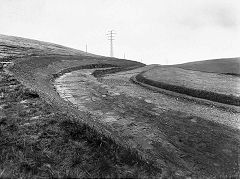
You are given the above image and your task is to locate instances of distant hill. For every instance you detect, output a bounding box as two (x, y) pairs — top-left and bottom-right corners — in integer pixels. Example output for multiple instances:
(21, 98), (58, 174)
(174, 58), (240, 75)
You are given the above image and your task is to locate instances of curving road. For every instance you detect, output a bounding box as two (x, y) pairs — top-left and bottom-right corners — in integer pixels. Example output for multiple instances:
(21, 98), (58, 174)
(54, 67), (240, 178)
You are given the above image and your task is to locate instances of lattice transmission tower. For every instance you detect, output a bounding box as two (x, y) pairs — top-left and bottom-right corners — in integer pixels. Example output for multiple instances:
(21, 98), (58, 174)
(106, 30), (116, 57)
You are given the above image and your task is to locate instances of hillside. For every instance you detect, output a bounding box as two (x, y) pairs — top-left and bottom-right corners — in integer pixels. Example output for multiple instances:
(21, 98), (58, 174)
(174, 57), (240, 75)
(0, 34), (95, 60)
(135, 66), (240, 106)
(0, 34), (239, 178)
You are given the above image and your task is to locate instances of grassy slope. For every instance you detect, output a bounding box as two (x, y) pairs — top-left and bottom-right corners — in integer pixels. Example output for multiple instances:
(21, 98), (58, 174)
(174, 57), (240, 75)
(135, 62), (240, 106)
(0, 34), (96, 59)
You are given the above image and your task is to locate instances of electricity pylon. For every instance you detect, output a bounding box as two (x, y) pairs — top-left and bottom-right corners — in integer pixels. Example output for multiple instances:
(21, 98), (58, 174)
(106, 30), (116, 57)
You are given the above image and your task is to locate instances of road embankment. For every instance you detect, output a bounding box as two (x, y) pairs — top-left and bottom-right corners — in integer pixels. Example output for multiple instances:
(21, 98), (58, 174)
(134, 67), (240, 107)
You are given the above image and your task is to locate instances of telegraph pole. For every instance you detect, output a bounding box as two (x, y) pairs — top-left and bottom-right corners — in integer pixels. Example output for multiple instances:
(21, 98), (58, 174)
(85, 44), (88, 53)
(106, 30), (116, 57)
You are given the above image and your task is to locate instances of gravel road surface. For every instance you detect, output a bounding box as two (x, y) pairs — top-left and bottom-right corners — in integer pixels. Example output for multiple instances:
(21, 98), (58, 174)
(54, 67), (240, 177)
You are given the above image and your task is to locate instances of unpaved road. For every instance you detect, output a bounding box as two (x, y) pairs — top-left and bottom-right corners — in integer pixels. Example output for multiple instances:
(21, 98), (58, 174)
(54, 67), (240, 178)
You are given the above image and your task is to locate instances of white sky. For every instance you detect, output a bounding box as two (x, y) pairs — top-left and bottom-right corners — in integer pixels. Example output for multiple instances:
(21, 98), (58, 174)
(0, 0), (240, 64)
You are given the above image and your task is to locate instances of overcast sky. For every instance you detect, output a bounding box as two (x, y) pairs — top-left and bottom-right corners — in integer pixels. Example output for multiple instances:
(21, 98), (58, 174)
(0, 0), (240, 64)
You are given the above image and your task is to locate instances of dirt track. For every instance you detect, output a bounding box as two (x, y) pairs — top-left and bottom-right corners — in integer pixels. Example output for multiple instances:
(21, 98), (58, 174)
(54, 67), (240, 178)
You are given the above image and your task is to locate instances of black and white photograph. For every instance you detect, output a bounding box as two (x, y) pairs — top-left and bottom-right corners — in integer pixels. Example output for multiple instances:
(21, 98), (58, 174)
(0, 0), (239, 178)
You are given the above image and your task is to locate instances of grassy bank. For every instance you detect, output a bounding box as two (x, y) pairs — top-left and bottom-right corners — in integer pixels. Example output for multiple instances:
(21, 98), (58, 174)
(135, 74), (240, 106)
(51, 63), (118, 78)
(92, 65), (142, 78)
(135, 67), (240, 106)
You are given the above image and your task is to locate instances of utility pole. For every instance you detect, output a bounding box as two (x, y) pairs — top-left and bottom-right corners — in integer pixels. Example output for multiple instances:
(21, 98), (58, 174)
(106, 30), (116, 57)
(85, 44), (88, 53)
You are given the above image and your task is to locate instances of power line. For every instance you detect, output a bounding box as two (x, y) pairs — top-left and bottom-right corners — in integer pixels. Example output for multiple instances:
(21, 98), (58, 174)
(106, 30), (116, 57)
